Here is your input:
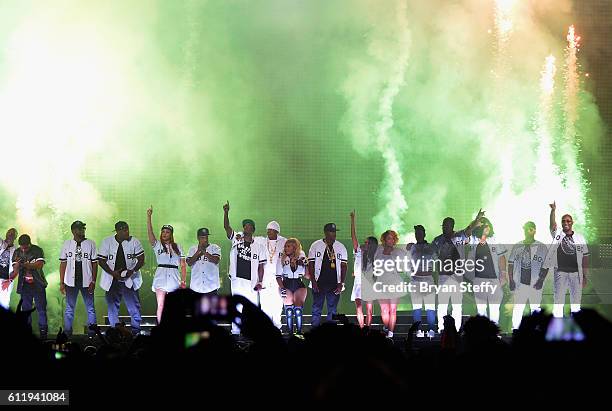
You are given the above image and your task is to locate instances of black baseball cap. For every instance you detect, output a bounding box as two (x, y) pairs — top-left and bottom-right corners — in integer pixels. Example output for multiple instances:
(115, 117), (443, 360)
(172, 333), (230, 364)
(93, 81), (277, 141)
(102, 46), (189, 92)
(197, 227), (210, 237)
(115, 221), (129, 231)
(324, 223), (339, 232)
(71, 220), (86, 230)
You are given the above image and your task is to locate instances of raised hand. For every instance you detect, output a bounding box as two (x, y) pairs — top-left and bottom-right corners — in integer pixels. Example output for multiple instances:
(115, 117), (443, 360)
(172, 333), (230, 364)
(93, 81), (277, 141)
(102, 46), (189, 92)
(147, 205), (153, 217)
(549, 201), (556, 211)
(223, 201), (230, 213)
(350, 210), (355, 220)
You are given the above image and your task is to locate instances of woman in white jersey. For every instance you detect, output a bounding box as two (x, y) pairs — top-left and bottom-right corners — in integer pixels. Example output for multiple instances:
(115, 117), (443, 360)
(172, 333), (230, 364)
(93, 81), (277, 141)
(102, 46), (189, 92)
(275, 238), (308, 336)
(147, 206), (187, 323)
(349, 210), (378, 329)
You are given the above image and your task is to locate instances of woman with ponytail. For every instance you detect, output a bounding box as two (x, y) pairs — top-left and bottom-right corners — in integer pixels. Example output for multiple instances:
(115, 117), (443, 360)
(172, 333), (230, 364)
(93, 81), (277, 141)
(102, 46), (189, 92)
(147, 206), (187, 323)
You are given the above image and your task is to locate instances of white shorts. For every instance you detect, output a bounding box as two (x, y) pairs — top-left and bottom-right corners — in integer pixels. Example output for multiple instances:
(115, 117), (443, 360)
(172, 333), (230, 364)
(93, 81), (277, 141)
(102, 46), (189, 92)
(152, 267), (180, 292)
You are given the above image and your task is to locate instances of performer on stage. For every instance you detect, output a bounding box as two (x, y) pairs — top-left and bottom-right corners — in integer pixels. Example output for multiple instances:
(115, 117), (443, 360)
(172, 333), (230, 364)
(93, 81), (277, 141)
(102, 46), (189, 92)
(467, 217), (507, 325)
(374, 230), (407, 339)
(259, 221), (286, 330)
(407, 225), (437, 338)
(147, 206), (187, 323)
(543, 201), (589, 318)
(12, 234), (48, 339)
(432, 210), (483, 332)
(508, 221), (548, 330)
(98, 221), (145, 335)
(0, 228), (18, 310)
(275, 238), (308, 335)
(223, 201), (266, 335)
(308, 223), (347, 328)
(187, 228), (221, 296)
(59, 220), (98, 337)
(349, 210), (377, 329)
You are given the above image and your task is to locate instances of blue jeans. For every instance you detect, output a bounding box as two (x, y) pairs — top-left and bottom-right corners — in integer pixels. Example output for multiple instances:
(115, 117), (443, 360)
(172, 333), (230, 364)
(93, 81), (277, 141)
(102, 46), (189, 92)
(413, 308), (436, 330)
(64, 284), (97, 336)
(105, 280), (142, 334)
(311, 289), (340, 328)
(20, 283), (47, 333)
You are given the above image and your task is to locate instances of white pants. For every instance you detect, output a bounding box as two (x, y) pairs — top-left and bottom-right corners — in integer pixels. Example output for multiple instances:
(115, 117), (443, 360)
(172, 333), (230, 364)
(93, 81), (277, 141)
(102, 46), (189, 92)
(258, 282), (283, 329)
(474, 278), (503, 324)
(410, 276), (435, 311)
(230, 277), (258, 335)
(437, 275), (462, 331)
(553, 270), (582, 318)
(0, 280), (13, 310)
(511, 283), (542, 330)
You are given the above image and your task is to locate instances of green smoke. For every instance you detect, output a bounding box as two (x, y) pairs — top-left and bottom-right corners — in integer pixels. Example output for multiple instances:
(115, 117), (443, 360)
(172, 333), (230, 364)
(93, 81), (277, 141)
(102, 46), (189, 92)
(0, 0), (606, 332)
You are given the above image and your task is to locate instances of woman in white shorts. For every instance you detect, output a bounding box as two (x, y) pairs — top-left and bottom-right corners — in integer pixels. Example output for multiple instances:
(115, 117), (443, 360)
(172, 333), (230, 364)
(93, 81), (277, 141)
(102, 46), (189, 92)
(147, 206), (187, 323)
(350, 210), (378, 328)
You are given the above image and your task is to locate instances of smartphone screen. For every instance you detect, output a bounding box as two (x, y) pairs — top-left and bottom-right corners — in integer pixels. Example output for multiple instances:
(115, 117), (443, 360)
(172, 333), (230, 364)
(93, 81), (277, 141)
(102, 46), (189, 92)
(545, 317), (585, 342)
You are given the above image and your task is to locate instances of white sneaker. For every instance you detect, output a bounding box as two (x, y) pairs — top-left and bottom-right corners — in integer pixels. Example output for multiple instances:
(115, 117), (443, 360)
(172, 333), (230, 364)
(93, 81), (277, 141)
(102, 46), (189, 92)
(426, 330), (435, 339)
(416, 330), (425, 338)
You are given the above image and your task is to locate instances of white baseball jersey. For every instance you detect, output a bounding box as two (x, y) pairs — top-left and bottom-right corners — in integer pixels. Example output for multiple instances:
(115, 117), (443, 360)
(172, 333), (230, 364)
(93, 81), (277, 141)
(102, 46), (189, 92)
(508, 240), (548, 286)
(308, 239), (348, 283)
(152, 240), (185, 265)
(188, 243), (221, 294)
(0, 239), (16, 280)
(59, 239), (97, 287)
(227, 231), (266, 288)
(275, 250), (307, 280)
(544, 228), (589, 276)
(467, 236), (507, 280)
(98, 235), (145, 291)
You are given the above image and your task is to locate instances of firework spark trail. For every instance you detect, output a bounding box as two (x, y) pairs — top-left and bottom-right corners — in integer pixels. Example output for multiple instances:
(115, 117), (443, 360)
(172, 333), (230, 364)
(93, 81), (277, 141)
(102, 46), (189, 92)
(490, 0), (517, 199)
(559, 24), (588, 228)
(372, 0), (410, 237)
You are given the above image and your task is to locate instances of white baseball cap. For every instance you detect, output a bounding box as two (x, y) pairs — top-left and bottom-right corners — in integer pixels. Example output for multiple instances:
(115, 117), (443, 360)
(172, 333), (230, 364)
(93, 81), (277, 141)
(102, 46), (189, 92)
(266, 221), (280, 233)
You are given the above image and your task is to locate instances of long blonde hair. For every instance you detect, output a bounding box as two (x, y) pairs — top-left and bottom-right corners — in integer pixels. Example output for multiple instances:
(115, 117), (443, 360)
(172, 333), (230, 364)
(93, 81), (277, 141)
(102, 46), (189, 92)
(282, 238), (304, 261)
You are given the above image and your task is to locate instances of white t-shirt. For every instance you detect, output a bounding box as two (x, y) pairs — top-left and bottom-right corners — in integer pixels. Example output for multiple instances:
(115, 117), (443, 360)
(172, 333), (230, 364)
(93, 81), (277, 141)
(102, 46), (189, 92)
(188, 243), (221, 294)
(261, 236), (286, 285)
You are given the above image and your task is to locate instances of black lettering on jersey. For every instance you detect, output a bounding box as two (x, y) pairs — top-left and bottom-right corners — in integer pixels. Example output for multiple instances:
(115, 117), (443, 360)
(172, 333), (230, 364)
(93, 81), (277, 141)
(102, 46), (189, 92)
(67, 252), (73, 258)
(316, 252), (321, 258)
(533, 255), (543, 263)
(108, 255), (114, 260)
(84, 253), (90, 259)
(127, 253), (136, 259)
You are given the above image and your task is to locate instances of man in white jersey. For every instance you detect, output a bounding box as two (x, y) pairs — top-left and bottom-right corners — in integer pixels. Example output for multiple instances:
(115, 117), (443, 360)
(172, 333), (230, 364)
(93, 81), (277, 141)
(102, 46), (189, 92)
(98, 221), (146, 335)
(59, 220), (98, 337)
(508, 221), (548, 330)
(432, 210), (484, 332)
(0, 228), (18, 310)
(543, 202), (589, 318)
(187, 228), (221, 296)
(223, 201), (265, 335)
(257, 221), (286, 329)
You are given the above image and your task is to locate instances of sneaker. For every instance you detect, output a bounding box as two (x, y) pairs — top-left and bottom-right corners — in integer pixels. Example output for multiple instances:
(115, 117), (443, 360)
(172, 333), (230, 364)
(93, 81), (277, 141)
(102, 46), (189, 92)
(426, 330), (435, 339)
(386, 331), (394, 339)
(416, 330), (425, 338)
